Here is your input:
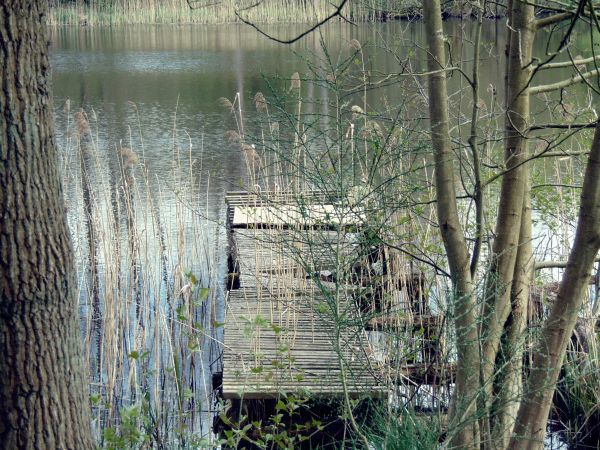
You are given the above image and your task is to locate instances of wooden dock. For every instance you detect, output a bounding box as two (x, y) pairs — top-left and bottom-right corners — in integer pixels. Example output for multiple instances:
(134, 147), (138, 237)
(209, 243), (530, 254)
(220, 191), (383, 400)
(217, 190), (456, 407)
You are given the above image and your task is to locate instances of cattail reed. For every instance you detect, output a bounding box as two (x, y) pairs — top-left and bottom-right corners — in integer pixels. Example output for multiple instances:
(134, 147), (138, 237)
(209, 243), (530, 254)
(75, 108), (103, 382)
(119, 146), (142, 325)
(57, 103), (222, 446)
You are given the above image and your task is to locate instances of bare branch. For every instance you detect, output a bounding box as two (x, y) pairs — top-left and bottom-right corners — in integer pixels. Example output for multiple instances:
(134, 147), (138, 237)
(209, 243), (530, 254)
(529, 68), (600, 94)
(532, 183), (582, 190)
(534, 54), (600, 70)
(234, 0), (349, 45)
(534, 12), (573, 29)
(384, 242), (450, 278)
(535, 258), (600, 270)
(468, 5), (484, 278)
(538, 150), (590, 157)
(529, 121), (597, 130)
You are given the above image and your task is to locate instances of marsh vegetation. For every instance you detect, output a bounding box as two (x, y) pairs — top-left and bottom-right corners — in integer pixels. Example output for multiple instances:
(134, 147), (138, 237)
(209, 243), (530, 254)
(47, 6), (600, 449)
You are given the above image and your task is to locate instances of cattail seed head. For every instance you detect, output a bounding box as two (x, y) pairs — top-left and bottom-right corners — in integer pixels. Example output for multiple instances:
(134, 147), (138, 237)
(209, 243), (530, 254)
(254, 92), (268, 112)
(290, 72), (301, 90)
(218, 97), (233, 109)
(224, 130), (241, 143)
(74, 109), (91, 136)
(349, 39), (362, 50)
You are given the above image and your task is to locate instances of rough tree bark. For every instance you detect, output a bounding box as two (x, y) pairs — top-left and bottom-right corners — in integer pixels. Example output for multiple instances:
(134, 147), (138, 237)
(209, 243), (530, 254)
(509, 121), (600, 450)
(0, 1), (94, 449)
(423, 1), (480, 447)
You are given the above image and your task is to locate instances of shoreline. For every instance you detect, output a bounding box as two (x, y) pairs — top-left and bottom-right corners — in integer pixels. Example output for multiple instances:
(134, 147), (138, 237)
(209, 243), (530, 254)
(47, 2), (514, 27)
(47, 6), (565, 28)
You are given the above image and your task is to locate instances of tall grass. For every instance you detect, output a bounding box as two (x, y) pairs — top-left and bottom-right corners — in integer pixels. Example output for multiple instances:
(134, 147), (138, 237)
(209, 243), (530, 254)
(48, 0), (420, 26)
(59, 101), (223, 446)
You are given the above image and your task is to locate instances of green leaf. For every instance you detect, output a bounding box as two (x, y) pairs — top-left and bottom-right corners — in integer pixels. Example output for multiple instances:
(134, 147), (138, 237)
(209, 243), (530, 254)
(198, 287), (210, 300)
(254, 315), (269, 327)
(275, 400), (286, 411)
(184, 269), (198, 285)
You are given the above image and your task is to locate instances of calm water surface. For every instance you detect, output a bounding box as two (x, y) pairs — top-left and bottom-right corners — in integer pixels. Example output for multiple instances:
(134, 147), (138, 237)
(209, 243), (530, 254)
(50, 21), (586, 210)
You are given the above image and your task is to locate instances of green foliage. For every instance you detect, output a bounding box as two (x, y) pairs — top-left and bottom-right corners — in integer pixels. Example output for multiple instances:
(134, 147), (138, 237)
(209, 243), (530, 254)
(365, 406), (442, 450)
(216, 394), (363, 449)
(553, 350), (600, 446)
(103, 403), (151, 450)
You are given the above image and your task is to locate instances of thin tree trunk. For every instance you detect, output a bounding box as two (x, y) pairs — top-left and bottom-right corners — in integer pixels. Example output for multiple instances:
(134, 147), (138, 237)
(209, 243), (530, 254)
(0, 1), (94, 448)
(423, 2), (480, 447)
(480, 0), (535, 437)
(509, 121), (600, 450)
(491, 175), (532, 449)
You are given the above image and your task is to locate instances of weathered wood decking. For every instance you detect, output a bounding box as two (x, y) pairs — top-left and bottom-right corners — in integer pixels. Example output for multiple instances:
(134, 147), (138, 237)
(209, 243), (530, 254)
(221, 191), (383, 399)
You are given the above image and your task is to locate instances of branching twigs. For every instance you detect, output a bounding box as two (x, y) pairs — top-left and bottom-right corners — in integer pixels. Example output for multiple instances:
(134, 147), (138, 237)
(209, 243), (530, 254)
(516, 0), (587, 99)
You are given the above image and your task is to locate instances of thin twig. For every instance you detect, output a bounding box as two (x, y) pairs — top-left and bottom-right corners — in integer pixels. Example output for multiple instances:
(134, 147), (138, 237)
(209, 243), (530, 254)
(235, 0), (349, 45)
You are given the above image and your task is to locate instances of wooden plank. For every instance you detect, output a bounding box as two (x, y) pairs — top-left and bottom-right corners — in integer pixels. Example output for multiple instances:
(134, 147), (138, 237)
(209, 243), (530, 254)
(232, 204), (364, 228)
(365, 314), (444, 331)
(225, 190), (342, 226)
(221, 192), (384, 399)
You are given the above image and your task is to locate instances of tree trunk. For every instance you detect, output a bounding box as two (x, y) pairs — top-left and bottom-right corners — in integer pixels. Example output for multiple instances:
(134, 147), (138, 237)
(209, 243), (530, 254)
(423, 1), (480, 447)
(509, 121), (600, 450)
(0, 1), (94, 449)
(491, 176), (532, 449)
(479, 1), (535, 440)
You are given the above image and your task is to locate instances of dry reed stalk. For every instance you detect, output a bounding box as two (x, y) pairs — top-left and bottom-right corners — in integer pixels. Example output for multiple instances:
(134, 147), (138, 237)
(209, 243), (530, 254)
(74, 109), (104, 383)
(57, 103), (221, 444)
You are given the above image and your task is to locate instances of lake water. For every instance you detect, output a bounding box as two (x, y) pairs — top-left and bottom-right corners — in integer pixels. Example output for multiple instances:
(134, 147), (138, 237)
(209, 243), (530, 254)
(49, 21), (589, 446)
(50, 20), (591, 211)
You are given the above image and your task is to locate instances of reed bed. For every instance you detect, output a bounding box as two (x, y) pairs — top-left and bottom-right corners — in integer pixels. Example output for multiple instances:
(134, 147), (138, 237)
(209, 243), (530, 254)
(58, 102), (223, 446)
(48, 0), (418, 26)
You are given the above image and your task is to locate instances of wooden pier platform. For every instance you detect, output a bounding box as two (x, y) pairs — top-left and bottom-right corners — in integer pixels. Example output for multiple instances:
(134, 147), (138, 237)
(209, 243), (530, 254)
(221, 191), (383, 399)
